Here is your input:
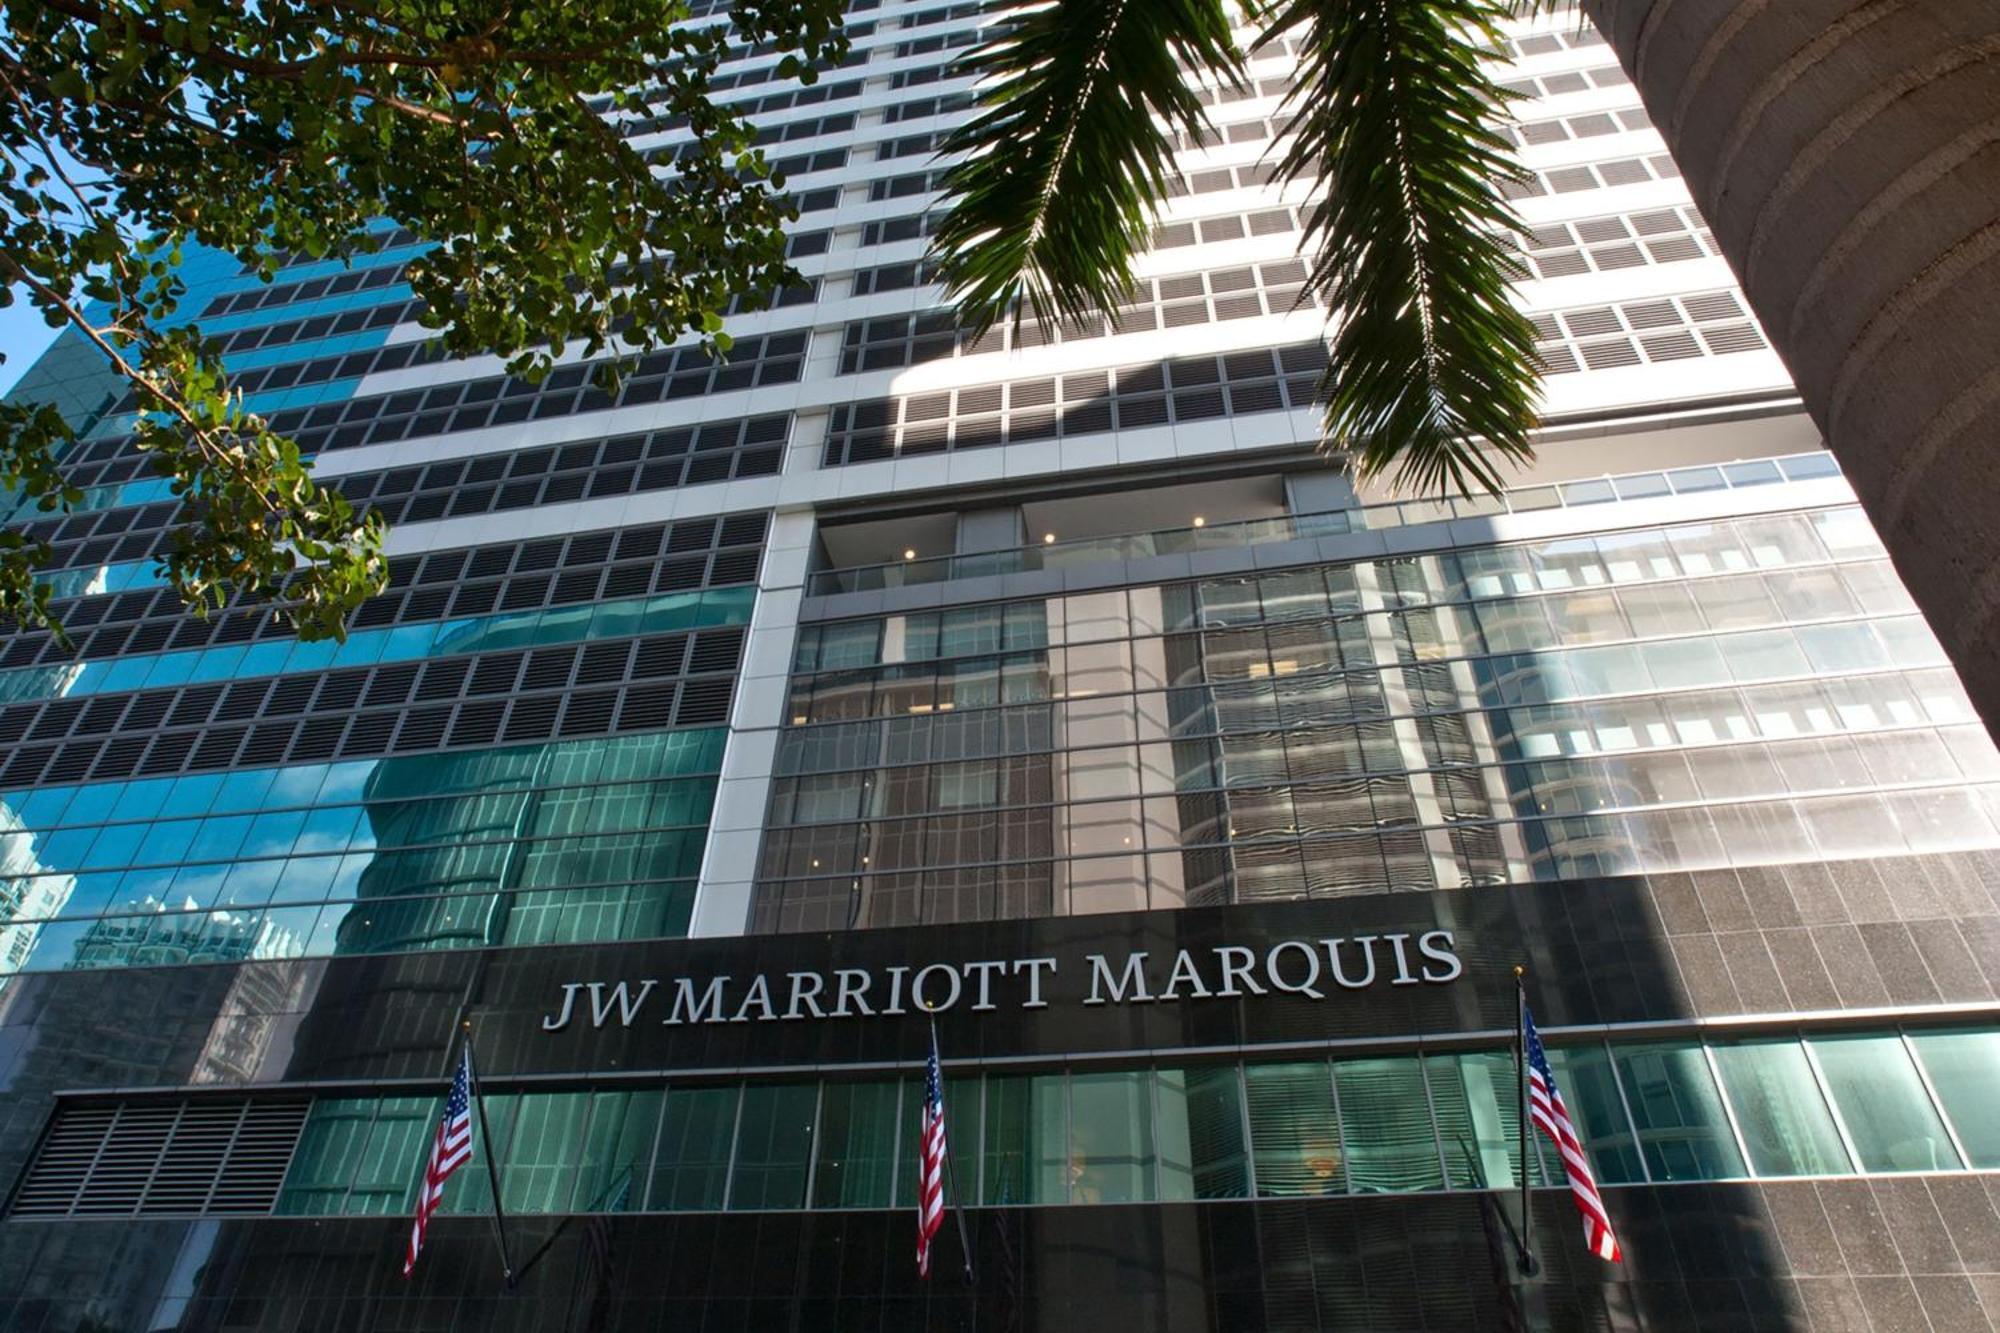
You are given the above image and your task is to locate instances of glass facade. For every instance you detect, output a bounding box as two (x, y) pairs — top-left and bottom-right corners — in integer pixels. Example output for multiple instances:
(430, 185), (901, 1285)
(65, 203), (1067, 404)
(271, 1024), (1998, 1217)
(0, 729), (726, 974)
(756, 506), (1999, 929)
(0, 1), (1995, 1326)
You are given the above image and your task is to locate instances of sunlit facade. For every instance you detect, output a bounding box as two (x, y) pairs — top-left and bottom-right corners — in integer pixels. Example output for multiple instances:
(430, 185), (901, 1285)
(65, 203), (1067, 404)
(0, 4), (1995, 1330)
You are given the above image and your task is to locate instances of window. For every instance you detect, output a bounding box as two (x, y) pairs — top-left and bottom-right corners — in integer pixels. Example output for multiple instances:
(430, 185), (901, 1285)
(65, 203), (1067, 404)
(1909, 1030), (2000, 1167)
(1335, 1057), (1444, 1193)
(649, 1086), (738, 1211)
(1811, 1035), (1962, 1173)
(1245, 1062), (1341, 1197)
(1710, 1041), (1850, 1177)
(1610, 1042), (1744, 1181)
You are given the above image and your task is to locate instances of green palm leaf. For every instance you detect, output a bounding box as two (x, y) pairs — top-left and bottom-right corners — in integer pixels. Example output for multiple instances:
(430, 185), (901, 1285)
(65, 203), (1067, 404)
(1267, 0), (1541, 494)
(927, 0), (1247, 332)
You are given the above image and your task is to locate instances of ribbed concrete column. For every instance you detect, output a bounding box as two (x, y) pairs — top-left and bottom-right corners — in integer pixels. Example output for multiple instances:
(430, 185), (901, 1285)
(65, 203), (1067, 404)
(1583, 0), (2000, 732)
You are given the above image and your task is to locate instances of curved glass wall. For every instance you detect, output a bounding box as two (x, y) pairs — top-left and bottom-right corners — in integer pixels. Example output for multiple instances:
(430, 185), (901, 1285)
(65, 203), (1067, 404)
(0, 729), (726, 976)
(756, 506), (2000, 929)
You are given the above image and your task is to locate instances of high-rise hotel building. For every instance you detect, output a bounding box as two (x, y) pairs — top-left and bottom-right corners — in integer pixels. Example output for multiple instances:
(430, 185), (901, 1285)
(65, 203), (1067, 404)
(1, 5), (1997, 1330)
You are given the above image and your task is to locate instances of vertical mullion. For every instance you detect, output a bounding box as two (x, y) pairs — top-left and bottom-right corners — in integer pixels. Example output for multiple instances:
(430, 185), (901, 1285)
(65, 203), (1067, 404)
(641, 1084), (669, 1213)
(1698, 1045), (1756, 1181)
(1601, 1041), (1654, 1185)
(1235, 1064), (1258, 1200)
(1326, 1055), (1347, 1196)
(1797, 1039), (1864, 1175)
(720, 1082), (748, 1212)
(1415, 1050), (1452, 1189)
(800, 1080), (827, 1211)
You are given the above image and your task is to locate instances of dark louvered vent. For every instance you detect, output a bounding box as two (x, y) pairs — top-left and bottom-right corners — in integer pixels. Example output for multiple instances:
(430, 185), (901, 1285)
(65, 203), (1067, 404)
(12, 1099), (308, 1219)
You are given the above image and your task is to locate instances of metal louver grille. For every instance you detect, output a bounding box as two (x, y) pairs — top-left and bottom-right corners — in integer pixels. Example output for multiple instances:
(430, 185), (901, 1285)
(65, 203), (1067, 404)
(12, 1099), (309, 1219)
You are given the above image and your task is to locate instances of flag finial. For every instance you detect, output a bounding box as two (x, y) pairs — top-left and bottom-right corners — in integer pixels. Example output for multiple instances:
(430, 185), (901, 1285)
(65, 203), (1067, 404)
(1513, 964), (1525, 979)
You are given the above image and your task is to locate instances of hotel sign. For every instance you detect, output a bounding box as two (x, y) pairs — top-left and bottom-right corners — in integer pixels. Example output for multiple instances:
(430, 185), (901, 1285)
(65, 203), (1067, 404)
(539, 929), (1464, 1032)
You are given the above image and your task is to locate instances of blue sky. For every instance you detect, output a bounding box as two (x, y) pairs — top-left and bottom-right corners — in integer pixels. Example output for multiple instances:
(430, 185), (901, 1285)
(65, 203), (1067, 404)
(0, 291), (61, 396)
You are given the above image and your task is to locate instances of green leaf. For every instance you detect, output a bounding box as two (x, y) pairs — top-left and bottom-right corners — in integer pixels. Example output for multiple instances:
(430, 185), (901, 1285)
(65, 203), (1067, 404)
(1268, 0), (1541, 494)
(928, 0), (1245, 332)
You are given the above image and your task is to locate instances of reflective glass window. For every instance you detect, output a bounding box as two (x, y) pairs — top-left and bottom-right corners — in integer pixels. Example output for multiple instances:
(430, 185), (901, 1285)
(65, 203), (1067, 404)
(812, 1080), (903, 1207)
(1711, 1040), (1850, 1176)
(1245, 1061), (1341, 1197)
(1908, 1030), (2000, 1168)
(1611, 1041), (1744, 1181)
(1334, 1056), (1443, 1193)
(727, 1083), (817, 1209)
(1156, 1067), (1248, 1200)
(1811, 1035), (1962, 1173)
(649, 1086), (739, 1211)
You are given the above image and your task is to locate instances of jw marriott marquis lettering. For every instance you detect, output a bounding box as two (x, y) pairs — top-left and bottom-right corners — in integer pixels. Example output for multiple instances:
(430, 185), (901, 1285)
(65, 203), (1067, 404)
(539, 931), (1464, 1032)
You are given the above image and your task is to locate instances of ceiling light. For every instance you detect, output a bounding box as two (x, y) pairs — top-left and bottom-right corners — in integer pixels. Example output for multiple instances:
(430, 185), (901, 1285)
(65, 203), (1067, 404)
(1192, 516), (1206, 528)
(903, 548), (916, 560)
(1043, 533), (1056, 544)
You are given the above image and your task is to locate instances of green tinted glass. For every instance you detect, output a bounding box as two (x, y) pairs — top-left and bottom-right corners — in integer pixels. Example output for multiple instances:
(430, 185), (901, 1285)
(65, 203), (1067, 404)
(1711, 1041), (1850, 1177)
(1909, 1030), (2000, 1168)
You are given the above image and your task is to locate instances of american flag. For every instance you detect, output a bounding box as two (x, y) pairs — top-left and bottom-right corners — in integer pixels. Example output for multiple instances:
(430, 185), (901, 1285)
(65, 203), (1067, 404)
(404, 1046), (476, 1277)
(916, 1028), (948, 1278)
(1523, 1006), (1622, 1263)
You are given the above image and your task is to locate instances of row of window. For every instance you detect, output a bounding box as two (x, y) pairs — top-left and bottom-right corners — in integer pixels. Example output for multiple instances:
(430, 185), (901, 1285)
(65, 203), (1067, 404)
(783, 625), (1949, 753)
(836, 258), (1318, 373)
(1509, 204), (1717, 282)
(1, 728), (722, 844)
(0, 585), (747, 707)
(754, 753), (1997, 882)
(202, 259), (407, 317)
(0, 732), (728, 972)
(796, 511), (1882, 672)
(0, 635), (744, 790)
(752, 781), (2000, 922)
(1534, 290), (1768, 375)
(27, 414), (789, 573)
(0, 875), (706, 977)
(1493, 59), (1629, 98)
(823, 343), (1326, 466)
(1502, 150), (1681, 200)
(231, 1026), (2000, 1221)
(1503, 104), (1650, 149)
(10, 513), (767, 673)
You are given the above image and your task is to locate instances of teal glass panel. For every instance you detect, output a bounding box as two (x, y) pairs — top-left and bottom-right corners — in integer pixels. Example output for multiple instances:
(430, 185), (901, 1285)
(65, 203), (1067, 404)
(1711, 1040), (1851, 1177)
(275, 1098), (377, 1214)
(499, 1091), (593, 1213)
(1069, 1071), (1154, 1204)
(980, 1074), (1066, 1205)
(649, 1086), (739, 1211)
(438, 1094), (516, 1215)
(728, 1084), (817, 1210)
(1611, 1041), (1745, 1181)
(1156, 1066), (1248, 1201)
(1426, 1051), (1544, 1189)
(1909, 1030), (2000, 1167)
(1539, 1046), (1642, 1183)
(575, 1089), (665, 1210)
(1811, 1035), (1962, 1172)
(812, 1081), (902, 1208)
(342, 1096), (433, 1215)
(1245, 1061), (1342, 1197)
(1334, 1056), (1444, 1193)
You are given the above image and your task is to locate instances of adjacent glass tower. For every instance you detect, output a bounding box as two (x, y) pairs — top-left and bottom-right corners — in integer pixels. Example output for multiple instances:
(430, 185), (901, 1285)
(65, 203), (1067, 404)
(0, 4), (1995, 1331)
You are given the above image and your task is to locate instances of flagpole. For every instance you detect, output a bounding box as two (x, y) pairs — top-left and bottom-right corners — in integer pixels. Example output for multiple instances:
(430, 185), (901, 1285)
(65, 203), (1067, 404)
(929, 1011), (977, 1286)
(462, 1020), (517, 1290)
(1513, 966), (1535, 1277)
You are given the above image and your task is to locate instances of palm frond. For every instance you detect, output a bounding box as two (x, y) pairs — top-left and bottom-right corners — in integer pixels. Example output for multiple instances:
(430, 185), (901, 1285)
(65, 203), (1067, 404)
(927, 0), (1246, 333)
(1269, 0), (1542, 495)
